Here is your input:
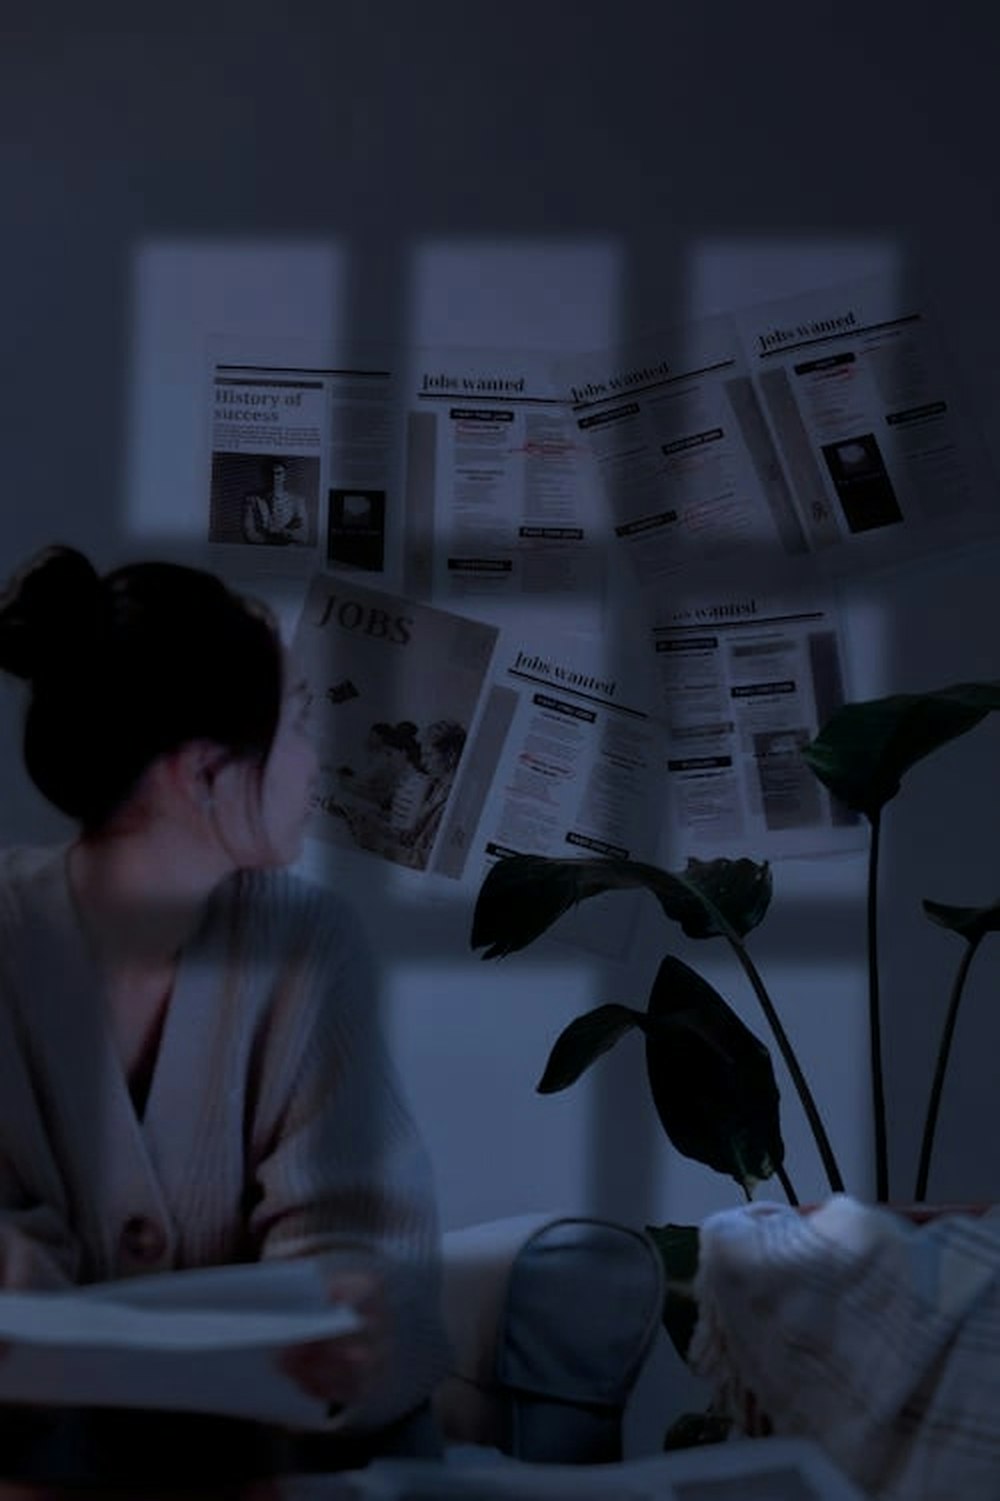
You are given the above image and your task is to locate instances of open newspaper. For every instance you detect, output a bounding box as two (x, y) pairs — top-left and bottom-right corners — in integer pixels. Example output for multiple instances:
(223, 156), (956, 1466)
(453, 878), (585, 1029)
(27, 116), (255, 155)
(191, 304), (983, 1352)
(0, 1256), (359, 1428)
(557, 272), (997, 600)
(279, 1437), (868, 1499)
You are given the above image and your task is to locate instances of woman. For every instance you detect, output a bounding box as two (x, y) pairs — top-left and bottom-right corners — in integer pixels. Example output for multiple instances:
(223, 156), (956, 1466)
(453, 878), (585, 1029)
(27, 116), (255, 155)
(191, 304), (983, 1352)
(0, 545), (448, 1487)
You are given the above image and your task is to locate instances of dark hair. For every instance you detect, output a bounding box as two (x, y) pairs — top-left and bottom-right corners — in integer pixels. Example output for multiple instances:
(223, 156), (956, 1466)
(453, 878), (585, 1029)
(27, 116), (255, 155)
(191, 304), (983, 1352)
(0, 545), (284, 833)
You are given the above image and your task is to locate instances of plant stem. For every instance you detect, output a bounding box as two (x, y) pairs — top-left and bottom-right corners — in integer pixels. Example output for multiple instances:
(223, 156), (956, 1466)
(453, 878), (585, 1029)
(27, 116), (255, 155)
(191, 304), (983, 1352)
(914, 936), (982, 1202)
(776, 1162), (799, 1206)
(728, 939), (845, 1193)
(867, 811), (888, 1202)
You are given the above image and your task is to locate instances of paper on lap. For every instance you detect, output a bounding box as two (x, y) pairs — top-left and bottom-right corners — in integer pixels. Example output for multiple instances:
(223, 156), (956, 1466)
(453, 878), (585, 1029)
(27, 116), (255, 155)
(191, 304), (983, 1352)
(275, 1437), (866, 1499)
(0, 1255), (360, 1428)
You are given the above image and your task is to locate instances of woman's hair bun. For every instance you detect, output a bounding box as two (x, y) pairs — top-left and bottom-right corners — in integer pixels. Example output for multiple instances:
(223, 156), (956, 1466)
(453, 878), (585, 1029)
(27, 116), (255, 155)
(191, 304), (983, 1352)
(0, 545), (105, 683)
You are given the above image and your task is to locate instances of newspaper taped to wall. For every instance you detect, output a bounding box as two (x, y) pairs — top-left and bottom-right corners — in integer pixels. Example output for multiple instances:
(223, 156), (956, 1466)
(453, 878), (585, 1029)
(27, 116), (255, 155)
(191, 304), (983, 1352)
(733, 273), (997, 572)
(401, 346), (607, 626)
(651, 586), (864, 861)
(458, 632), (662, 870)
(207, 341), (403, 579)
(430, 624), (666, 955)
(292, 575), (498, 875)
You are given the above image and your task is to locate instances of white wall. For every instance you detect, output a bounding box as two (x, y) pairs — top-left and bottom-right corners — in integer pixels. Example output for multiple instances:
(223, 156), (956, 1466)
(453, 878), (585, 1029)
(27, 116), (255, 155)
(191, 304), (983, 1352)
(3, 0), (1000, 1453)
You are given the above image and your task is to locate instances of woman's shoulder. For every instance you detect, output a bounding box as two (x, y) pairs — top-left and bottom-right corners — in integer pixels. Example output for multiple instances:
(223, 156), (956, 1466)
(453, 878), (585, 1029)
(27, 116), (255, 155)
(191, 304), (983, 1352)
(0, 842), (66, 909)
(229, 864), (370, 953)
(0, 846), (71, 967)
(226, 867), (378, 1024)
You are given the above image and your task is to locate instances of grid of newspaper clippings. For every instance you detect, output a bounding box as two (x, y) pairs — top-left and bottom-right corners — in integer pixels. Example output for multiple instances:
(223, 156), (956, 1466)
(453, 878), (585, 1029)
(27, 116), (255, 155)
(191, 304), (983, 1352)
(204, 274), (997, 946)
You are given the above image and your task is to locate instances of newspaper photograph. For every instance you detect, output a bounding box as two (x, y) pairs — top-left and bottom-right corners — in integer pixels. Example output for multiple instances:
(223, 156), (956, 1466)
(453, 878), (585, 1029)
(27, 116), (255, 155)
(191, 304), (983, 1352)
(292, 575), (498, 874)
(209, 370), (325, 563)
(208, 341), (403, 579)
(402, 346), (607, 626)
(650, 587), (864, 861)
(733, 271), (1000, 575)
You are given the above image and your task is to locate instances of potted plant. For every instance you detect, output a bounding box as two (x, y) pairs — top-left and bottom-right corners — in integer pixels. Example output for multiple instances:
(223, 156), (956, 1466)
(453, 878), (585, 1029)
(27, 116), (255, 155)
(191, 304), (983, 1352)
(469, 681), (1000, 1443)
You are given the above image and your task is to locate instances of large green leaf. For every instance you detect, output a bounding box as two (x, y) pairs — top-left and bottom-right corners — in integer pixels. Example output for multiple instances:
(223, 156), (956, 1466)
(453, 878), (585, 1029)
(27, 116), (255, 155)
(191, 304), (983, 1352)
(674, 856), (773, 940)
(801, 682), (1000, 819)
(646, 1223), (700, 1365)
(923, 896), (1000, 945)
(646, 1222), (700, 1283)
(470, 853), (772, 959)
(643, 955), (784, 1195)
(536, 1004), (645, 1093)
(663, 1410), (732, 1450)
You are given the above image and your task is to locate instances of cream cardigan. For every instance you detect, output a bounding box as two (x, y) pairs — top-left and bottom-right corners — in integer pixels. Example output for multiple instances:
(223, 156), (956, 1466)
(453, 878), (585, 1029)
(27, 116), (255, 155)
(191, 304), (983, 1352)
(0, 843), (449, 1433)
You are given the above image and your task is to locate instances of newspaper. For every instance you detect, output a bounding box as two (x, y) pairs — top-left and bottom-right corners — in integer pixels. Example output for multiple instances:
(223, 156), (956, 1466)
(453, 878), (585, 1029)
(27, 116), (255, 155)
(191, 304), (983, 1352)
(734, 273), (998, 574)
(401, 346), (606, 626)
(557, 315), (783, 594)
(435, 625), (665, 955)
(650, 587), (864, 861)
(207, 339), (404, 579)
(558, 272), (997, 597)
(281, 1436), (867, 1499)
(0, 1256), (358, 1428)
(463, 630), (661, 865)
(292, 575), (499, 876)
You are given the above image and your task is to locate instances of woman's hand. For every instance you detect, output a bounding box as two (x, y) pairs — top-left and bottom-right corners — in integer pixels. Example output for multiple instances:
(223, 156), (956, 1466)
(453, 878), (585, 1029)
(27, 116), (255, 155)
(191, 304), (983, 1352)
(0, 1225), (78, 1363)
(0, 1226), (75, 1292)
(276, 1268), (388, 1409)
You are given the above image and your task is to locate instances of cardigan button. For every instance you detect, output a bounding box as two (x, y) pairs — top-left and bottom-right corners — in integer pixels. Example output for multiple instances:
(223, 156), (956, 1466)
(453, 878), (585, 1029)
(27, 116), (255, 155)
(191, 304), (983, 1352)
(120, 1215), (167, 1264)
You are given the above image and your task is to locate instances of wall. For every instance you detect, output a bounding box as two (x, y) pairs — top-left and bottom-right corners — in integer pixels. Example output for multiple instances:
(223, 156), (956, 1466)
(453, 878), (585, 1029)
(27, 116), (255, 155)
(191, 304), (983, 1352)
(2, 0), (999, 1453)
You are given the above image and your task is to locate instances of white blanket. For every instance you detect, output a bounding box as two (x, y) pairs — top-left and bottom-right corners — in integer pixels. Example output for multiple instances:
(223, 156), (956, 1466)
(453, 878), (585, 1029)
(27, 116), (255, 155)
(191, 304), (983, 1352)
(690, 1195), (1000, 1500)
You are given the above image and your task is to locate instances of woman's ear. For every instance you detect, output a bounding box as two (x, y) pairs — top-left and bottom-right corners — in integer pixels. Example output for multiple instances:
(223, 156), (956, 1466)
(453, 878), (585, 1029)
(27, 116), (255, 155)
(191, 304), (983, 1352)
(154, 740), (263, 865)
(163, 740), (230, 814)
